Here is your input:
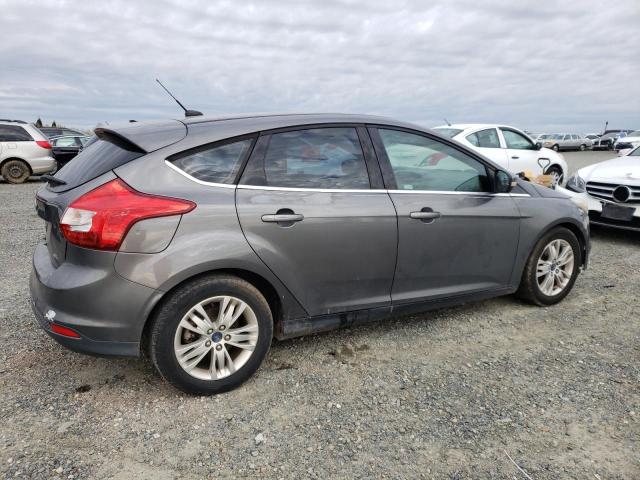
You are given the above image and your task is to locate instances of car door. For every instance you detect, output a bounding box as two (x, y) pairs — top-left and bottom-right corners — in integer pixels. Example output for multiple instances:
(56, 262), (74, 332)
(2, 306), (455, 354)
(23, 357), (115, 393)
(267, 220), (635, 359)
(369, 127), (521, 303)
(499, 128), (546, 176)
(463, 127), (509, 168)
(236, 126), (397, 316)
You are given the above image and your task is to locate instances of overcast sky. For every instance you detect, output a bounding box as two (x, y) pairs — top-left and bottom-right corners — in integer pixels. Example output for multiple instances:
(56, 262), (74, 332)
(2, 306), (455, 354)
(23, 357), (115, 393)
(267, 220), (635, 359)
(1, 0), (638, 132)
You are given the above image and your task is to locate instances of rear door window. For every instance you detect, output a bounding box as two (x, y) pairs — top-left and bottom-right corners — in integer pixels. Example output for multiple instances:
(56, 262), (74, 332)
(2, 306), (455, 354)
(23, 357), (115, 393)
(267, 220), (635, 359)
(0, 125), (33, 141)
(258, 128), (370, 189)
(466, 128), (501, 148)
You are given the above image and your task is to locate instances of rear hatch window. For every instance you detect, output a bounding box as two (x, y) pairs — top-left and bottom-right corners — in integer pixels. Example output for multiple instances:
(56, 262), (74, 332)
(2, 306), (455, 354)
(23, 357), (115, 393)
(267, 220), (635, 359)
(48, 131), (145, 193)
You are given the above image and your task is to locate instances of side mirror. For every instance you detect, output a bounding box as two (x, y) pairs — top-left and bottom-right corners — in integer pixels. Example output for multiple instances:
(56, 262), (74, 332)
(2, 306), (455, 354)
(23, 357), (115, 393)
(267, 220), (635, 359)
(534, 142), (542, 150)
(495, 170), (513, 193)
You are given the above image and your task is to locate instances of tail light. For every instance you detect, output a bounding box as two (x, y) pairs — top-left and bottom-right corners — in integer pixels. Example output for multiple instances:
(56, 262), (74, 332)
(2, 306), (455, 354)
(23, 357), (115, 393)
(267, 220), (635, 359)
(36, 140), (52, 149)
(60, 178), (195, 251)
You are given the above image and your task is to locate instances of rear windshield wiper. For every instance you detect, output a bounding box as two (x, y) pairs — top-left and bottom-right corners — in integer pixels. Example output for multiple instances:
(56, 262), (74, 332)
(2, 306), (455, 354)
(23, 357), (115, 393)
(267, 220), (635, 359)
(41, 175), (67, 186)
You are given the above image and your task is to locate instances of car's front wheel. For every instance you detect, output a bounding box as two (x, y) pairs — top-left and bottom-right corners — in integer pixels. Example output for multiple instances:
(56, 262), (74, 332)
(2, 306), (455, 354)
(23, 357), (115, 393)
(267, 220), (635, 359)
(545, 165), (564, 188)
(149, 274), (273, 395)
(1, 159), (30, 184)
(579, 144), (586, 151)
(552, 144), (560, 152)
(517, 227), (580, 306)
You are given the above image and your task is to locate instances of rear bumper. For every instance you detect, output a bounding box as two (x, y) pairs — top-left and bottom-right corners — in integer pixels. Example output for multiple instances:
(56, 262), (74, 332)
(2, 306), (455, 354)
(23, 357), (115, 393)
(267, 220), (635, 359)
(29, 156), (56, 175)
(29, 242), (163, 357)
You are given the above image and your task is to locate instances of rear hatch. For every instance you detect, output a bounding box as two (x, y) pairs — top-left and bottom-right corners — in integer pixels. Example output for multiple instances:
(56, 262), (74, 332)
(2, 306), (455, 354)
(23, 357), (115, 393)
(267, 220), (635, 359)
(36, 119), (187, 266)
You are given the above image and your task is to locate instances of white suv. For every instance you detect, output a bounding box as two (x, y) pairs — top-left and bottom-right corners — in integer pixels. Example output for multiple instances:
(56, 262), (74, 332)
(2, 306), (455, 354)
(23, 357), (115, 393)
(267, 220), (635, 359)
(433, 124), (568, 186)
(0, 120), (56, 184)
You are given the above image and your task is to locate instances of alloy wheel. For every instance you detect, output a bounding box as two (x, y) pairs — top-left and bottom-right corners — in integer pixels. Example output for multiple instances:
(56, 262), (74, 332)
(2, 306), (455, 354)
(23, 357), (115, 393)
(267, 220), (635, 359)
(173, 296), (259, 381)
(536, 239), (575, 296)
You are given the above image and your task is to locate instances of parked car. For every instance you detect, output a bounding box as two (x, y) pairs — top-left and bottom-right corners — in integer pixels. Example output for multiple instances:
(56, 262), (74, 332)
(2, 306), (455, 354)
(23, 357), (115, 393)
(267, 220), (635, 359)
(0, 119), (56, 183)
(433, 124), (568, 186)
(542, 134), (592, 152)
(38, 126), (87, 138)
(613, 130), (640, 151)
(31, 114), (589, 395)
(561, 145), (640, 231)
(585, 134), (600, 141)
(592, 130), (633, 150)
(50, 135), (92, 169)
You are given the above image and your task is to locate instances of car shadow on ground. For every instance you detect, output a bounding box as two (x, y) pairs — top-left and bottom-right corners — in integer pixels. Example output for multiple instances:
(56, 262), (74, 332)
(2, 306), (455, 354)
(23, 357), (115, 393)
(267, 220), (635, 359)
(590, 224), (640, 245)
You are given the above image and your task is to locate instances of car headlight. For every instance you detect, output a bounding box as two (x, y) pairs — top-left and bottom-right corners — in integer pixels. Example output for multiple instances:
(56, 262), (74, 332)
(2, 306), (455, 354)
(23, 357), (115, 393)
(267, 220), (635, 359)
(570, 196), (589, 216)
(566, 173), (586, 193)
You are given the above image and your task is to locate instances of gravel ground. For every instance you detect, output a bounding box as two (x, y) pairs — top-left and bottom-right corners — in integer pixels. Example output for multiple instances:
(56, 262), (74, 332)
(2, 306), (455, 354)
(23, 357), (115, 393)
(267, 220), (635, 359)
(1, 151), (638, 479)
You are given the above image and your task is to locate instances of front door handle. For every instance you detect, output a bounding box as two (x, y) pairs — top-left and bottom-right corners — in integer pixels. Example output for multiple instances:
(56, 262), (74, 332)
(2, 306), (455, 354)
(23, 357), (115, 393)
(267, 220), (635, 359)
(261, 213), (304, 223)
(511, 155), (520, 159)
(410, 211), (441, 220)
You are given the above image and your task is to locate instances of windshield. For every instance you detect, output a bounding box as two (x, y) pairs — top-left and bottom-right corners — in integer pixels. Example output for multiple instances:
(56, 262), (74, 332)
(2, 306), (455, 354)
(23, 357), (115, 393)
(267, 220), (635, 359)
(628, 131), (640, 137)
(433, 128), (463, 138)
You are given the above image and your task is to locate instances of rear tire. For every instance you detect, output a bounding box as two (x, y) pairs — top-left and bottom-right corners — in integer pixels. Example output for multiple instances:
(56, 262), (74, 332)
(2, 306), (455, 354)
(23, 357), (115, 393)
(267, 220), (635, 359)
(149, 274), (273, 395)
(1, 159), (30, 184)
(517, 227), (580, 306)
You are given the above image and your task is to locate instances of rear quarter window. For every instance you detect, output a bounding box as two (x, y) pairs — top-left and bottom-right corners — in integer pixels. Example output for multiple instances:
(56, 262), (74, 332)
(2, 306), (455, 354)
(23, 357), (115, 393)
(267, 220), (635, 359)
(168, 138), (255, 184)
(0, 125), (33, 141)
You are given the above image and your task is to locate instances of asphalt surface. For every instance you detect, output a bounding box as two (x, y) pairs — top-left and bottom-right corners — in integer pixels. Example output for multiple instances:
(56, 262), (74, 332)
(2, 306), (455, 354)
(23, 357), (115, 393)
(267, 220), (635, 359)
(0, 150), (638, 479)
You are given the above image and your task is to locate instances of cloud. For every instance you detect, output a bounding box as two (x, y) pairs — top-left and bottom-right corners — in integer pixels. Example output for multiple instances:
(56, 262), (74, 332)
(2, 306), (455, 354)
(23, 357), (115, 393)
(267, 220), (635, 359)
(0, 0), (638, 132)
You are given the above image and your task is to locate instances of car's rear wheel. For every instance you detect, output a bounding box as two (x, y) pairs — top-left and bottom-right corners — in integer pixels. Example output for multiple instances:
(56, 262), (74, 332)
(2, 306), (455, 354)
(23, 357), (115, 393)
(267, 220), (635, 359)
(1, 159), (30, 184)
(149, 274), (273, 395)
(517, 227), (580, 306)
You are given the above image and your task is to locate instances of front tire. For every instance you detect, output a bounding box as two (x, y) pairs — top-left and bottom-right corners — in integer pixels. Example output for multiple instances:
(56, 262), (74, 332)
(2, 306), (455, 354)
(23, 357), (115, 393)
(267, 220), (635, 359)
(552, 144), (560, 152)
(1, 159), (30, 184)
(149, 274), (273, 395)
(579, 144), (586, 151)
(517, 228), (580, 306)
(545, 165), (564, 188)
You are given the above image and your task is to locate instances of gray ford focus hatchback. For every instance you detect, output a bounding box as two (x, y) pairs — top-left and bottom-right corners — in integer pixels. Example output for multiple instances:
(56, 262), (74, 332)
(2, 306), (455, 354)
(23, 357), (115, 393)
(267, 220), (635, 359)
(30, 113), (590, 395)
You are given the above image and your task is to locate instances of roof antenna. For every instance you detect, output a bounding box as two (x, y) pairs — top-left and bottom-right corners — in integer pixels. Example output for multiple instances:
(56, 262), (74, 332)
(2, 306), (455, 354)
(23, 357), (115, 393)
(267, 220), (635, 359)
(444, 118), (452, 126)
(155, 78), (203, 117)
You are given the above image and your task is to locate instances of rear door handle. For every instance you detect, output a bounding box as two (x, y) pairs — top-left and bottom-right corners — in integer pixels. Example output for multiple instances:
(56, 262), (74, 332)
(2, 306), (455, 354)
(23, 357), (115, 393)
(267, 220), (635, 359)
(261, 213), (304, 223)
(410, 211), (441, 220)
(511, 155), (520, 159)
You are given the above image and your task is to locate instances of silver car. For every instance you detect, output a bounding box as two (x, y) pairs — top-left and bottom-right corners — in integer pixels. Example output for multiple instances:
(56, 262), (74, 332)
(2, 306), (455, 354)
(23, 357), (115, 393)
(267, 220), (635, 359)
(0, 119), (56, 183)
(30, 114), (590, 395)
(543, 134), (592, 151)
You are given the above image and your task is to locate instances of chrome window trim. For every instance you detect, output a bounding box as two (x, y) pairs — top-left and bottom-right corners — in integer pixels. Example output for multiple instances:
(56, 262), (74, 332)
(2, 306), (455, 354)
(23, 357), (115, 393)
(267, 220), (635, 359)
(164, 160), (236, 188)
(237, 184), (378, 194)
(237, 184), (530, 197)
(167, 160), (530, 197)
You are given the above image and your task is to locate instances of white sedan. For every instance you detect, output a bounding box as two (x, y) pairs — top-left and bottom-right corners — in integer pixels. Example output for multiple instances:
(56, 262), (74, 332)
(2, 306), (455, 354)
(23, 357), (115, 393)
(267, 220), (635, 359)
(433, 124), (568, 186)
(559, 146), (640, 231)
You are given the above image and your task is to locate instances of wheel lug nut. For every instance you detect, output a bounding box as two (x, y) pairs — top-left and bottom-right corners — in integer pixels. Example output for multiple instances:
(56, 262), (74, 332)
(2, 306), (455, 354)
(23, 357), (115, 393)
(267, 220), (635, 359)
(224, 335), (231, 341)
(215, 344), (223, 351)
(207, 328), (213, 334)
(205, 341), (211, 347)
(219, 325), (226, 331)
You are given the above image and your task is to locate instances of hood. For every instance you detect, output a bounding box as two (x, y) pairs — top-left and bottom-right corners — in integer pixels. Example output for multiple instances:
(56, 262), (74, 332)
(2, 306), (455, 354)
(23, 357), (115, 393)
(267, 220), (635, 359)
(579, 155), (640, 185)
